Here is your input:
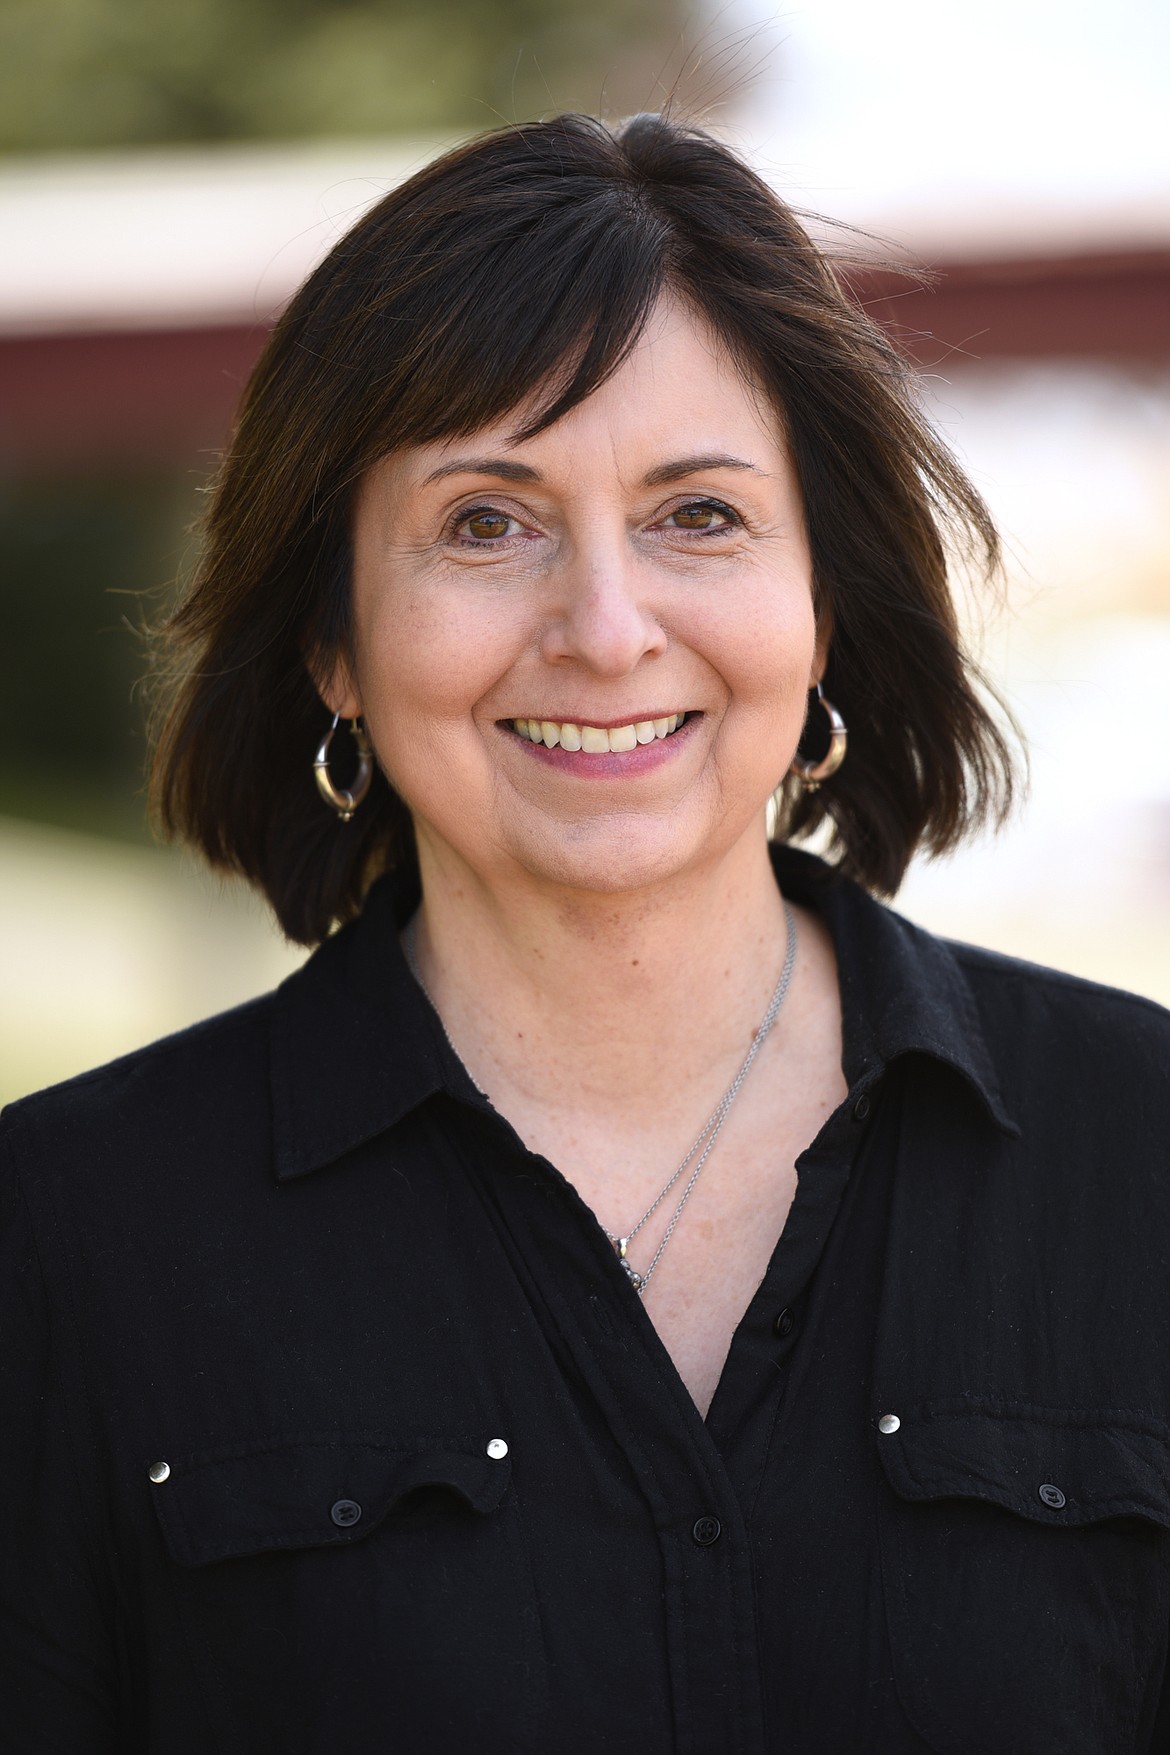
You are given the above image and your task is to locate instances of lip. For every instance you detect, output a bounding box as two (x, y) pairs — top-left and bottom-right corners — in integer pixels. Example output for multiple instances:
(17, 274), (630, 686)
(500, 711), (701, 778)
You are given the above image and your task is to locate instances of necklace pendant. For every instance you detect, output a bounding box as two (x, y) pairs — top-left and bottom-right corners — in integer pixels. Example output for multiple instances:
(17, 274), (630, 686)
(606, 1234), (644, 1292)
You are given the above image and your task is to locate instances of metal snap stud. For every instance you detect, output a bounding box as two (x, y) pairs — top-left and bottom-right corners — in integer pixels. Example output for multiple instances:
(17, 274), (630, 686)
(877, 1414), (901, 1435)
(486, 1437), (509, 1460)
(148, 1461), (171, 1484)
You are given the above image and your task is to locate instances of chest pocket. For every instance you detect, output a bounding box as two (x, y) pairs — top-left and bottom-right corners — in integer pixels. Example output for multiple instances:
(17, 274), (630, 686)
(149, 1434), (546, 1753)
(876, 1401), (1170, 1755)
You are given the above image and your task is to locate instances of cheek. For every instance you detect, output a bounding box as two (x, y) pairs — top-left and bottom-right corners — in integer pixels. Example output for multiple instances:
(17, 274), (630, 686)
(348, 584), (519, 772)
(698, 582), (818, 798)
(709, 583), (818, 709)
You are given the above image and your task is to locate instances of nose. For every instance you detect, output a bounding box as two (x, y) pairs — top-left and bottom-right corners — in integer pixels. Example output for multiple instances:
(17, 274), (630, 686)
(539, 549), (667, 676)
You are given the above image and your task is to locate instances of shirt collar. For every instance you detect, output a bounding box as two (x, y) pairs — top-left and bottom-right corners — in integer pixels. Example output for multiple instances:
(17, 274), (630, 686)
(269, 866), (478, 1183)
(776, 846), (1017, 1136)
(270, 845), (1017, 1182)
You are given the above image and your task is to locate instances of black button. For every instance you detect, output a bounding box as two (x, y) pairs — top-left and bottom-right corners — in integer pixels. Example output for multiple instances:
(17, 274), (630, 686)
(773, 1307), (795, 1338)
(692, 1515), (722, 1546)
(1038, 1483), (1066, 1509)
(330, 1498), (363, 1527)
(852, 1094), (872, 1122)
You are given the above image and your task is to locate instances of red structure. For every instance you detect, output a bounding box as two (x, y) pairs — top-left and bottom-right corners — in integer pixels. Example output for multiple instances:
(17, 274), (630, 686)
(850, 248), (1170, 367)
(2, 193), (1167, 474)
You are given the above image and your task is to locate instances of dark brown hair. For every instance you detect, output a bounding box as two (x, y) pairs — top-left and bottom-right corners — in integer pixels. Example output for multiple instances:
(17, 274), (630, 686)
(150, 111), (1015, 944)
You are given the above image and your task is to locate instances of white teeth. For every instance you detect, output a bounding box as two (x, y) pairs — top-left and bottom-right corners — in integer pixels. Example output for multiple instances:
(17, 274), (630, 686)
(513, 714), (688, 753)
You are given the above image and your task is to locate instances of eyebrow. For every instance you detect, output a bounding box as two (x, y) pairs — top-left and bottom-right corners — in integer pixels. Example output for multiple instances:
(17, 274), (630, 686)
(423, 457), (541, 486)
(640, 453), (764, 487)
(422, 452), (764, 488)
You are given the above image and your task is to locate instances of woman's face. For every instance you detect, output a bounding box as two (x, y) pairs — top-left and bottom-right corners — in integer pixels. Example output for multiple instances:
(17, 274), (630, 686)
(331, 295), (826, 898)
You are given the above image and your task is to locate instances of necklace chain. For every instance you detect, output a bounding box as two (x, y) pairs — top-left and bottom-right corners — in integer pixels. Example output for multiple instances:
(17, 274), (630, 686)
(602, 902), (797, 1294)
(401, 902), (797, 1297)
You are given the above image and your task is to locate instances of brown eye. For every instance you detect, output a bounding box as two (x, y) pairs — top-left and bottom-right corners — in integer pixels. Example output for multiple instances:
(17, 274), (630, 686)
(668, 501), (735, 531)
(462, 510), (512, 541)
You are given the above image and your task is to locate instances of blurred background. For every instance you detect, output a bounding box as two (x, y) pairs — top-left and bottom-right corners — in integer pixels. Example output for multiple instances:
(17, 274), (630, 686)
(1, 0), (1168, 1105)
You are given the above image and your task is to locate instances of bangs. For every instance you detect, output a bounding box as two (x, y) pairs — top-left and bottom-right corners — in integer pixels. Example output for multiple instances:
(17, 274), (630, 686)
(306, 130), (675, 471)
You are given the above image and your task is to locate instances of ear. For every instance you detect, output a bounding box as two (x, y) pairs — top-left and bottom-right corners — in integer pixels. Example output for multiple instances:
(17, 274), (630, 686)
(811, 606), (834, 689)
(306, 646), (362, 721)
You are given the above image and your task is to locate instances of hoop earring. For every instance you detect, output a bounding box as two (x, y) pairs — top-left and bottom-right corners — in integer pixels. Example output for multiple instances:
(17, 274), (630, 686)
(788, 682), (847, 792)
(314, 713), (373, 821)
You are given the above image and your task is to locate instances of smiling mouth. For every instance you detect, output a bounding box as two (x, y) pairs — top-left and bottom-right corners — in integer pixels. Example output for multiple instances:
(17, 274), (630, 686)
(509, 714), (691, 753)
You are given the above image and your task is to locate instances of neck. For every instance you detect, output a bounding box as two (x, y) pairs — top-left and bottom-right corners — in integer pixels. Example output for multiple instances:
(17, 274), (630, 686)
(406, 828), (794, 1126)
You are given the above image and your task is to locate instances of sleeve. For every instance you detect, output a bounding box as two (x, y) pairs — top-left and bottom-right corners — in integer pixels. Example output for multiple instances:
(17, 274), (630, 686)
(0, 1118), (120, 1752)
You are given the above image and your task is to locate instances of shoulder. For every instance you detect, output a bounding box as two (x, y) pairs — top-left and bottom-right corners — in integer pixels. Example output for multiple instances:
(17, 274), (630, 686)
(918, 932), (1170, 1166)
(0, 992), (276, 1188)
(945, 934), (1170, 1069)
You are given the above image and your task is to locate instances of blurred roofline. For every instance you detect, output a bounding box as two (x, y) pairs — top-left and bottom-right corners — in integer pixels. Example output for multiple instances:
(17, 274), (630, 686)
(0, 135), (451, 337)
(1, 133), (1168, 337)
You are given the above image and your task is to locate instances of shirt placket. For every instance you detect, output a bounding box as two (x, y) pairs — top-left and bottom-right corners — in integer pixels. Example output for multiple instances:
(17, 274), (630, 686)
(705, 1090), (875, 1500)
(454, 1101), (770, 1755)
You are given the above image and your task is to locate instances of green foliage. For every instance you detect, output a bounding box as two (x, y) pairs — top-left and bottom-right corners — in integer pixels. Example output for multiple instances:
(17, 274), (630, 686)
(0, 473), (195, 839)
(0, 0), (685, 152)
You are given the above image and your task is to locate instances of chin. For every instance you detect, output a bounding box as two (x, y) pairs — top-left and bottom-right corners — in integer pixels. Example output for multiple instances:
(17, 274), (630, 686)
(502, 815), (727, 897)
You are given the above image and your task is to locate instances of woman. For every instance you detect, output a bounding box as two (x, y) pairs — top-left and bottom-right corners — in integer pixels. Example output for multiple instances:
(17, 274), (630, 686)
(3, 113), (1169, 1754)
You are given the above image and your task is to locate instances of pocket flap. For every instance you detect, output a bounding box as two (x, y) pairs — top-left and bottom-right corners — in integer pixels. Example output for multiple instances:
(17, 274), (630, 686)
(877, 1400), (1170, 1529)
(151, 1434), (513, 1567)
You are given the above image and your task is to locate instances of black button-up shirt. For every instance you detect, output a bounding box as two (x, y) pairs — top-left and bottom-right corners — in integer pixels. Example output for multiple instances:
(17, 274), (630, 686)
(3, 846), (1170, 1753)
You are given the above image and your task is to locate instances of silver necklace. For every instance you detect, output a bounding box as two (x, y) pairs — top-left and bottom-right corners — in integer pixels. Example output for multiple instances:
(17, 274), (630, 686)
(601, 902), (797, 1294)
(401, 903), (797, 1297)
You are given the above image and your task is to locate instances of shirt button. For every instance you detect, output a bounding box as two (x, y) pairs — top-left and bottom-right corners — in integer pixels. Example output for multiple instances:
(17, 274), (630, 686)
(486, 1438), (509, 1460)
(1038, 1482), (1066, 1509)
(877, 1413), (901, 1435)
(852, 1093), (872, 1122)
(147, 1461), (171, 1484)
(773, 1307), (795, 1338)
(330, 1498), (362, 1527)
(692, 1516), (722, 1546)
